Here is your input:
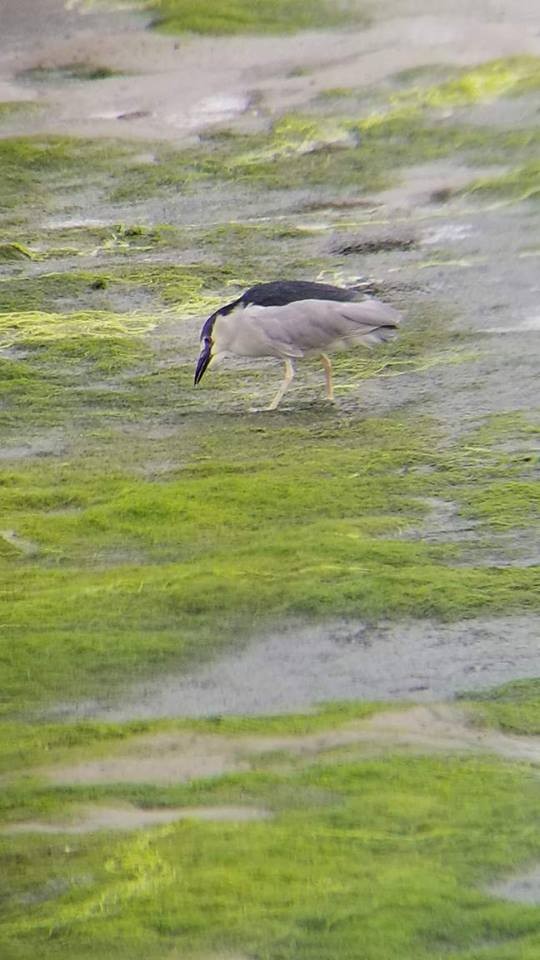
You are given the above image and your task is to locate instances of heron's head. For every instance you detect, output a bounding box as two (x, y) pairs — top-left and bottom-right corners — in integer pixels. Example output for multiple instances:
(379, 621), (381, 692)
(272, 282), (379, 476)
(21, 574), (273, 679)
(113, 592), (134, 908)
(194, 334), (213, 385)
(194, 312), (217, 386)
(194, 298), (242, 385)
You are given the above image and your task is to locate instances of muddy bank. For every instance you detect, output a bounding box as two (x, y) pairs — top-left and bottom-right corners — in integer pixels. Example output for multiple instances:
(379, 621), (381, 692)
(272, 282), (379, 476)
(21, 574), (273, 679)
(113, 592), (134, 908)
(4, 803), (269, 834)
(58, 616), (540, 720)
(31, 704), (540, 788)
(2, 0), (540, 141)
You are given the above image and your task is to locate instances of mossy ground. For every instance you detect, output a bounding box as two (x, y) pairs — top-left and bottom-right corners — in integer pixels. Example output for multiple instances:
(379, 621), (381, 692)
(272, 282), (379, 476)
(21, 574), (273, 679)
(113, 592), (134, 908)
(17, 63), (121, 83)
(0, 57), (539, 712)
(464, 680), (540, 736)
(143, 0), (366, 35)
(1, 398), (538, 711)
(466, 161), (540, 202)
(2, 747), (540, 960)
(0, 48), (539, 959)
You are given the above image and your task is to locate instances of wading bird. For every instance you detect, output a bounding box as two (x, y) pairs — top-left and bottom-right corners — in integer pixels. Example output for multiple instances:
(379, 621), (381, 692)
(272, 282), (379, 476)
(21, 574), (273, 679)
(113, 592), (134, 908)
(194, 280), (401, 410)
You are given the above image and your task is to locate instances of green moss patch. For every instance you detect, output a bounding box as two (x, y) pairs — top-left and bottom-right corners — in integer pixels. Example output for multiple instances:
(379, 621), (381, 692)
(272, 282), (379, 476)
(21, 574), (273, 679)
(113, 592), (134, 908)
(0, 44), (539, 957)
(392, 56), (540, 110)
(466, 160), (540, 202)
(0, 266), (227, 315)
(17, 63), (121, 83)
(0, 136), (131, 217)
(463, 679), (540, 736)
(111, 114), (540, 199)
(1, 752), (540, 959)
(3, 60), (540, 220)
(0, 134), (538, 722)
(0, 309), (157, 347)
(463, 481), (540, 529)
(0, 242), (34, 262)
(0, 406), (539, 713)
(146, 0), (365, 35)
(0, 53), (538, 726)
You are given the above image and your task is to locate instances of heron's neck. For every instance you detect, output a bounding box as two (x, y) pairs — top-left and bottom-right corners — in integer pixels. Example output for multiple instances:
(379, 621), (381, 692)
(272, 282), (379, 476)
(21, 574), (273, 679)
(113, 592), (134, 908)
(212, 308), (240, 354)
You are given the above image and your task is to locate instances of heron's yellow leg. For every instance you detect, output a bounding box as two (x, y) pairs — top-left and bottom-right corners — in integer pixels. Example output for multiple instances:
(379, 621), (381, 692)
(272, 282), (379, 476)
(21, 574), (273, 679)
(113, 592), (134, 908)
(320, 353), (334, 401)
(266, 358), (295, 410)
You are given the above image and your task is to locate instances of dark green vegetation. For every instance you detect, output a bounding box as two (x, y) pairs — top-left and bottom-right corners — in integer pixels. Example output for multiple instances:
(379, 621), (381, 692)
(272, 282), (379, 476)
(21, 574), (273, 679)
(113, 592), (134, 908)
(144, 0), (365, 35)
(1, 402), (539, 712)
(465, 679), (540, 735)
(2, 751), (540, 959)
(1, 49), (540, 959)
(17, 63), (120, 83)
(390, 55), (540, 106)
(467, 161), (540, 202)
(0, 137), (133, 221)
(0, 241), (34, 261)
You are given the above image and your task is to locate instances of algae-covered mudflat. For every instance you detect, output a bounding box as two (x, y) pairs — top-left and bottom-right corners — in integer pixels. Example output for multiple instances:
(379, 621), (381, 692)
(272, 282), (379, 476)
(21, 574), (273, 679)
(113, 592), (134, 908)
(1, 0), (540, 957)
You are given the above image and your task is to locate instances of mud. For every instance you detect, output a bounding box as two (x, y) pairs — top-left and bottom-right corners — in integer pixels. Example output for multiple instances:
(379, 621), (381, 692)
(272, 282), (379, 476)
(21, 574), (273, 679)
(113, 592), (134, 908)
(4, 804), (269, 834)
(2, 1), (540, 142)
(65, 617), (540, 720)
(489, 865), (540, 905)
(0, 433), (68, 460)
(41, 704), (540, 787)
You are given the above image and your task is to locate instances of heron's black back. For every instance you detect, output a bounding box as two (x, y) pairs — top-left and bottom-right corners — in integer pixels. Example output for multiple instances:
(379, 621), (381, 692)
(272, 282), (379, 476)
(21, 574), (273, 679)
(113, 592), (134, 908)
(241, 280), (359, 308)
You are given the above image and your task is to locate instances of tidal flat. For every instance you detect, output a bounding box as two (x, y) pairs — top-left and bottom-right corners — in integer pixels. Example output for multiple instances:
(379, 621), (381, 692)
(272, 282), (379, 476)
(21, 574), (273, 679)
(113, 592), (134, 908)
(1, 1), (540, 957)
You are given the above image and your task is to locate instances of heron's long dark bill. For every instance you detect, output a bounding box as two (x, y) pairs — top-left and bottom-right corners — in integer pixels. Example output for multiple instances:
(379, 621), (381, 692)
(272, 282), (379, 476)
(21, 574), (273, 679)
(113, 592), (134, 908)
(194, 343), (212, 385)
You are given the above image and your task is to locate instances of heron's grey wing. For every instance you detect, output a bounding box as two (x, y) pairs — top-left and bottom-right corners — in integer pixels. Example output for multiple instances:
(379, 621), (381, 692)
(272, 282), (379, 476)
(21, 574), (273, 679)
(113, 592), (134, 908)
(254, 298), (401, 353)
(327, 298), (401, 347)
(236, 305), (306, 357)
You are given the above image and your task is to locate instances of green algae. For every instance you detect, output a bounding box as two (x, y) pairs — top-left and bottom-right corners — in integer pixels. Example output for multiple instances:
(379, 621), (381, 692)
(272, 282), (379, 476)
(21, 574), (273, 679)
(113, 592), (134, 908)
(466, 160), (540, 202)
(103, 69), (540, 200)
(316, 86), (356, 101)
(329, 57), (540, 125)
(0, 267), (223, 315)
(161, 113), (540, 194)
(392, 56), (540, 110)
(1, 751), (540, 960)
(463, 481), (540, 529)
(0, 52), (537, 723)
(3, 59), (540, 220)
(13, 223), (186, 260)
(145, 0), (365, 35)
(0, 101), (37, 120)
(432, 416), (540, 533)
(0, 310), (157, 347)
(1, 404), (539, 713)
(463, 679), (540, 736)
(0, 227), (537, 717)
(18, 63), (121, 83)
(0, 242), (34, 261)
(0, 136), (131, 224)
(0, 126), (538, 721)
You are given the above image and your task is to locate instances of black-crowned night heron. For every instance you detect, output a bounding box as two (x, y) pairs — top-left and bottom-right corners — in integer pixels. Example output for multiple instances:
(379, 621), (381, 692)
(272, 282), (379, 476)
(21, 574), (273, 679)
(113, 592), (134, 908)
(194, 280), (401, 409)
